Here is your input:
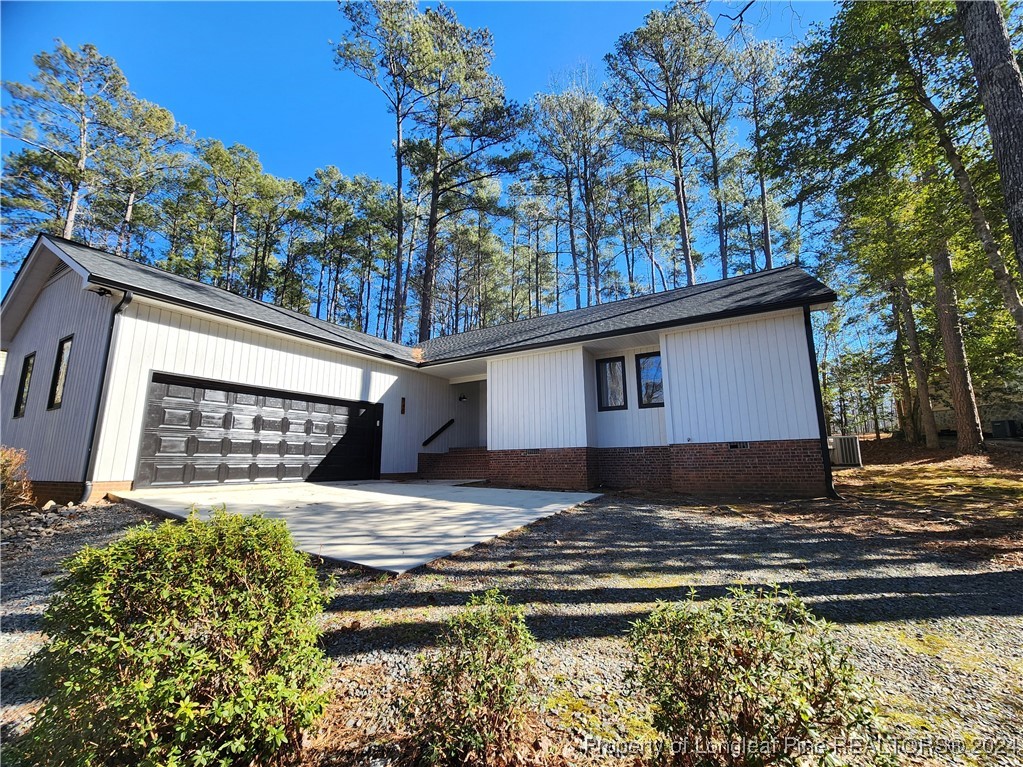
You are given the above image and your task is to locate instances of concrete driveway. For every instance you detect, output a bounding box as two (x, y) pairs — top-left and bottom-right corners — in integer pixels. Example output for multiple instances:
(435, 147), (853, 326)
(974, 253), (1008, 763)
(113, 481), (600, 573)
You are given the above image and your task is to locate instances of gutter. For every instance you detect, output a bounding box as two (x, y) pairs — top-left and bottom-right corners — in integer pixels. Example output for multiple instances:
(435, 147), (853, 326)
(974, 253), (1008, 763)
(802, 305), (841, 500)
(79, 289), (133, 504)
(418, 296), (838, 367)
(85, 275), (423, 369)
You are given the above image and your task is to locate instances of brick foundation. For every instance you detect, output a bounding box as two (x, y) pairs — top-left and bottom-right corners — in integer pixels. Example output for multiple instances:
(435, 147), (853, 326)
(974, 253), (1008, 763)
(84, 481), (134, 504)
(29, 481), (85, 506)
(26, 480), (135, 506)
(594, 446), (672, 490)
(419, 439), (828, 497)
(670, 439), (827, 497)
(485, 448), (597, 491)
(418, 448), (489, 480)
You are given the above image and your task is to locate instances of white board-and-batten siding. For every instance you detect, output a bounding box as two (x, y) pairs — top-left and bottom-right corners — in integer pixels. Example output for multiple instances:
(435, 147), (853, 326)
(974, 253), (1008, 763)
(661, 309), (819, 444)
(90, 298), (460, 482)
(587, 346), (668, 448)
(0, 270), (115, 481)
(486, 347), (589, 450)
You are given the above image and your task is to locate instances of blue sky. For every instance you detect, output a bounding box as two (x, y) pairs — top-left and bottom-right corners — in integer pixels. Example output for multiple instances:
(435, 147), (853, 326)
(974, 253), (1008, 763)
(1, 1), (837, 294)
(1, 1), (835, 184)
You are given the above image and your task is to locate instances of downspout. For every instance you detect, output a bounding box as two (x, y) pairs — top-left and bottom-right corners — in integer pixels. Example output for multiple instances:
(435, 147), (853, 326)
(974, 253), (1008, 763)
(802, 305), (840, 500)
(79, 289), (133, 504)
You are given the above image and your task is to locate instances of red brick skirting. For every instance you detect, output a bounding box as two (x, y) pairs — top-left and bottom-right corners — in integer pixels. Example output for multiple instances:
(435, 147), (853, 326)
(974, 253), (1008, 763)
(594, 446), (672, 490)
(487, 447), (597, 491)
(84, 481), (134, 504)
(670, 439), (827, 496)
(420, 439), (827, 497)
(417, 448), (489, 480)
(29, 481), (85, 506)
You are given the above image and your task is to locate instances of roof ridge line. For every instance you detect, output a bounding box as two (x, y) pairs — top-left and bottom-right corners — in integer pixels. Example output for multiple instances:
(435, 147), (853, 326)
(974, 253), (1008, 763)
(43, 235), (417, 358)
(419, 266), (802, 350)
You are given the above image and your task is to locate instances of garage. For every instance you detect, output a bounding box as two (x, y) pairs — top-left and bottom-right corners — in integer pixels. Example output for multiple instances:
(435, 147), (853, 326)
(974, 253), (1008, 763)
(135, 373), (382, 488)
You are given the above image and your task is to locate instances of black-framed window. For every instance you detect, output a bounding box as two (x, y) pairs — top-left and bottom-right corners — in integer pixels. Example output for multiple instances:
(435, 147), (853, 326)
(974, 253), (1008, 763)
(596, 356), (628, 411)
(636, 352), (664, 408)
(13, 353), (35, 418)
(46, 335), (73, 410)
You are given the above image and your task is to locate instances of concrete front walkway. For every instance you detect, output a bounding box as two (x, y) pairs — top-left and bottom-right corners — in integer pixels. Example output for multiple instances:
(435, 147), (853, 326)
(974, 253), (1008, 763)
(113, 481), (600, 573)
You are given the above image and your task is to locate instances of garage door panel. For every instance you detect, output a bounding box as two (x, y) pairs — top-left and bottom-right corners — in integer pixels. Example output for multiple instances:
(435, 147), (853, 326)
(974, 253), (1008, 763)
(135, 374), (382, 488)
(165, 383), (198, 401)
(194, 437), (225, 455)
(198, 389), (226, 404)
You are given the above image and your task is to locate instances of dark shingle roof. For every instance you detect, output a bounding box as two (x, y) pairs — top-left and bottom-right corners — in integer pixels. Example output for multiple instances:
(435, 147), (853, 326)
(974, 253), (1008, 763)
(42, 235), (835, 367)
(46, 236), (419, 363)
(417, 266), (835, 363)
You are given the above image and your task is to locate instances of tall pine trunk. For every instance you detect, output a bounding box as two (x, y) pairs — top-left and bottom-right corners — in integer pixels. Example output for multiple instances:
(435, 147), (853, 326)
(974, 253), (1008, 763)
(957, 0), (1023, 277)
(709, 146), (727, 280)
(116, 189), (136, 257)
(639, 146), (667, 291)
(534, 219), (541, 315)
(64, 95), (88, 239)
(564, 171), (582, 310)
(896, 274), (940, 449)
(578, 157), (600, 304)
(892, 297), (919, 444)
(670, 146), (696, 286)
(392, 111), (406, 342)
(225, 205), (239, 290)
(930, 244), (984, 453)
(417, 122), (444, 343)
(911, 82), (1023, 352)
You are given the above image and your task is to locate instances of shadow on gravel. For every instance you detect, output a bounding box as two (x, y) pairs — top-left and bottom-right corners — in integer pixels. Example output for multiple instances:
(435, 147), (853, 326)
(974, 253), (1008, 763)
(319, 496), (1023, 657)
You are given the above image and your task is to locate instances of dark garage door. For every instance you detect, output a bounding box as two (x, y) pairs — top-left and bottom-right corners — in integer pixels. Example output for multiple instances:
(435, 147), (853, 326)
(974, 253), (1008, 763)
(136, 373), (383, 488)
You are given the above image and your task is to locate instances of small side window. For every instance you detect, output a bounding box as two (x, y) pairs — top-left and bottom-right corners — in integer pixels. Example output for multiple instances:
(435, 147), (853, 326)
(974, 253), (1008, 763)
(636, 352), (664, 408)
(47, 335), (73, 410)
(596, 356), (627, 411)
(13, 353), (35, 418)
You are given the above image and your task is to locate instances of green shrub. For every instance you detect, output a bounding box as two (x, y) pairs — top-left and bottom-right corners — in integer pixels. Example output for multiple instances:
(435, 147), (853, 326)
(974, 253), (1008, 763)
(14, 509), (329, 767)
(629, 587), (892, 767)
(1, 445), (35, 511)
(403, 589), (537, 765)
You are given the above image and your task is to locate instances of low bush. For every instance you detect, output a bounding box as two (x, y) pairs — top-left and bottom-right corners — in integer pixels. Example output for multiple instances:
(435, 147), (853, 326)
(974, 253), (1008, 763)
(629, 587), (893, 767)
(13, 509), (329, 767)
(403, 589), (537, 766)
(1, 445), (35, 511)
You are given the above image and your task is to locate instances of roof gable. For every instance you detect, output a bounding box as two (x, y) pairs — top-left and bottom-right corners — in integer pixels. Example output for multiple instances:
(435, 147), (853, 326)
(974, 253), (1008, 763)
(43, 235), (420, 364)
(1, 237), (92, 345)
(417, 266), (835, 363)
(6, 235), (836, 364)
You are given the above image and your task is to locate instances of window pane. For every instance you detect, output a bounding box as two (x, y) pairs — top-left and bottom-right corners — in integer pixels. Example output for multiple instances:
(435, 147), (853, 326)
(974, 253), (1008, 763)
(47, 336), (73, 409)
(14, 353), (34, 418)
(637, 353), (664, 407)
(597, 357), (626, 410)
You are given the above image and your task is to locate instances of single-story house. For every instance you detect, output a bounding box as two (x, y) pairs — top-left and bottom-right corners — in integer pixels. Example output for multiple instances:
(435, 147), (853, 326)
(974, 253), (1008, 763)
(1, 235), (837, 504)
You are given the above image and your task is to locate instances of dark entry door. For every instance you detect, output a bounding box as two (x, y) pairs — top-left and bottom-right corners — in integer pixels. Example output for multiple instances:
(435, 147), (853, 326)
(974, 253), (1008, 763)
(136, 373), (382, 488)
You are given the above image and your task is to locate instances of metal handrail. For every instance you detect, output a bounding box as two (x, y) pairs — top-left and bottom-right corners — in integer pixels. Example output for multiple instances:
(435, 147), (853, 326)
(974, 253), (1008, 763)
(422, 418), (455, 447)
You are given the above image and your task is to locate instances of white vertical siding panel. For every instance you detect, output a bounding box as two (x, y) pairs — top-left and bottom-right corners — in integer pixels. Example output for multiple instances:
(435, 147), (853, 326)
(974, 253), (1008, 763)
(90, 298), (461, 482)
(742, 321), (759, 439)
(0, 272), (117, 481)
(589, 346), (667, 448)
(659, 334), (677, 445)
(487, 346), (587, 450)
(661, 309), (818, 443)
(478, 382), (488, 446)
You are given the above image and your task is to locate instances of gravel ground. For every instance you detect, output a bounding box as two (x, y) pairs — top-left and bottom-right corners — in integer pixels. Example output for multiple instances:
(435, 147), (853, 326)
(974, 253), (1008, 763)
(312, 496), (1023, 766)
(3, 495), (1021, 766)
(1, 502), (156, 740)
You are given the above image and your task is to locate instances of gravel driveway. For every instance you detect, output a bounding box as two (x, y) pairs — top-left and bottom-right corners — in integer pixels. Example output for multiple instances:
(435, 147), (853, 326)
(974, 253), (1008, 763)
(315, 496), (1023, 766)
(3, 496), (1021, 766)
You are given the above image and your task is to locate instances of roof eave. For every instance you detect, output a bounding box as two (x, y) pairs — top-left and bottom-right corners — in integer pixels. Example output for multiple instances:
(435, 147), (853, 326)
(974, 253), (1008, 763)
(418, 295), (837, 366)
(85, 274), (421, 369)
